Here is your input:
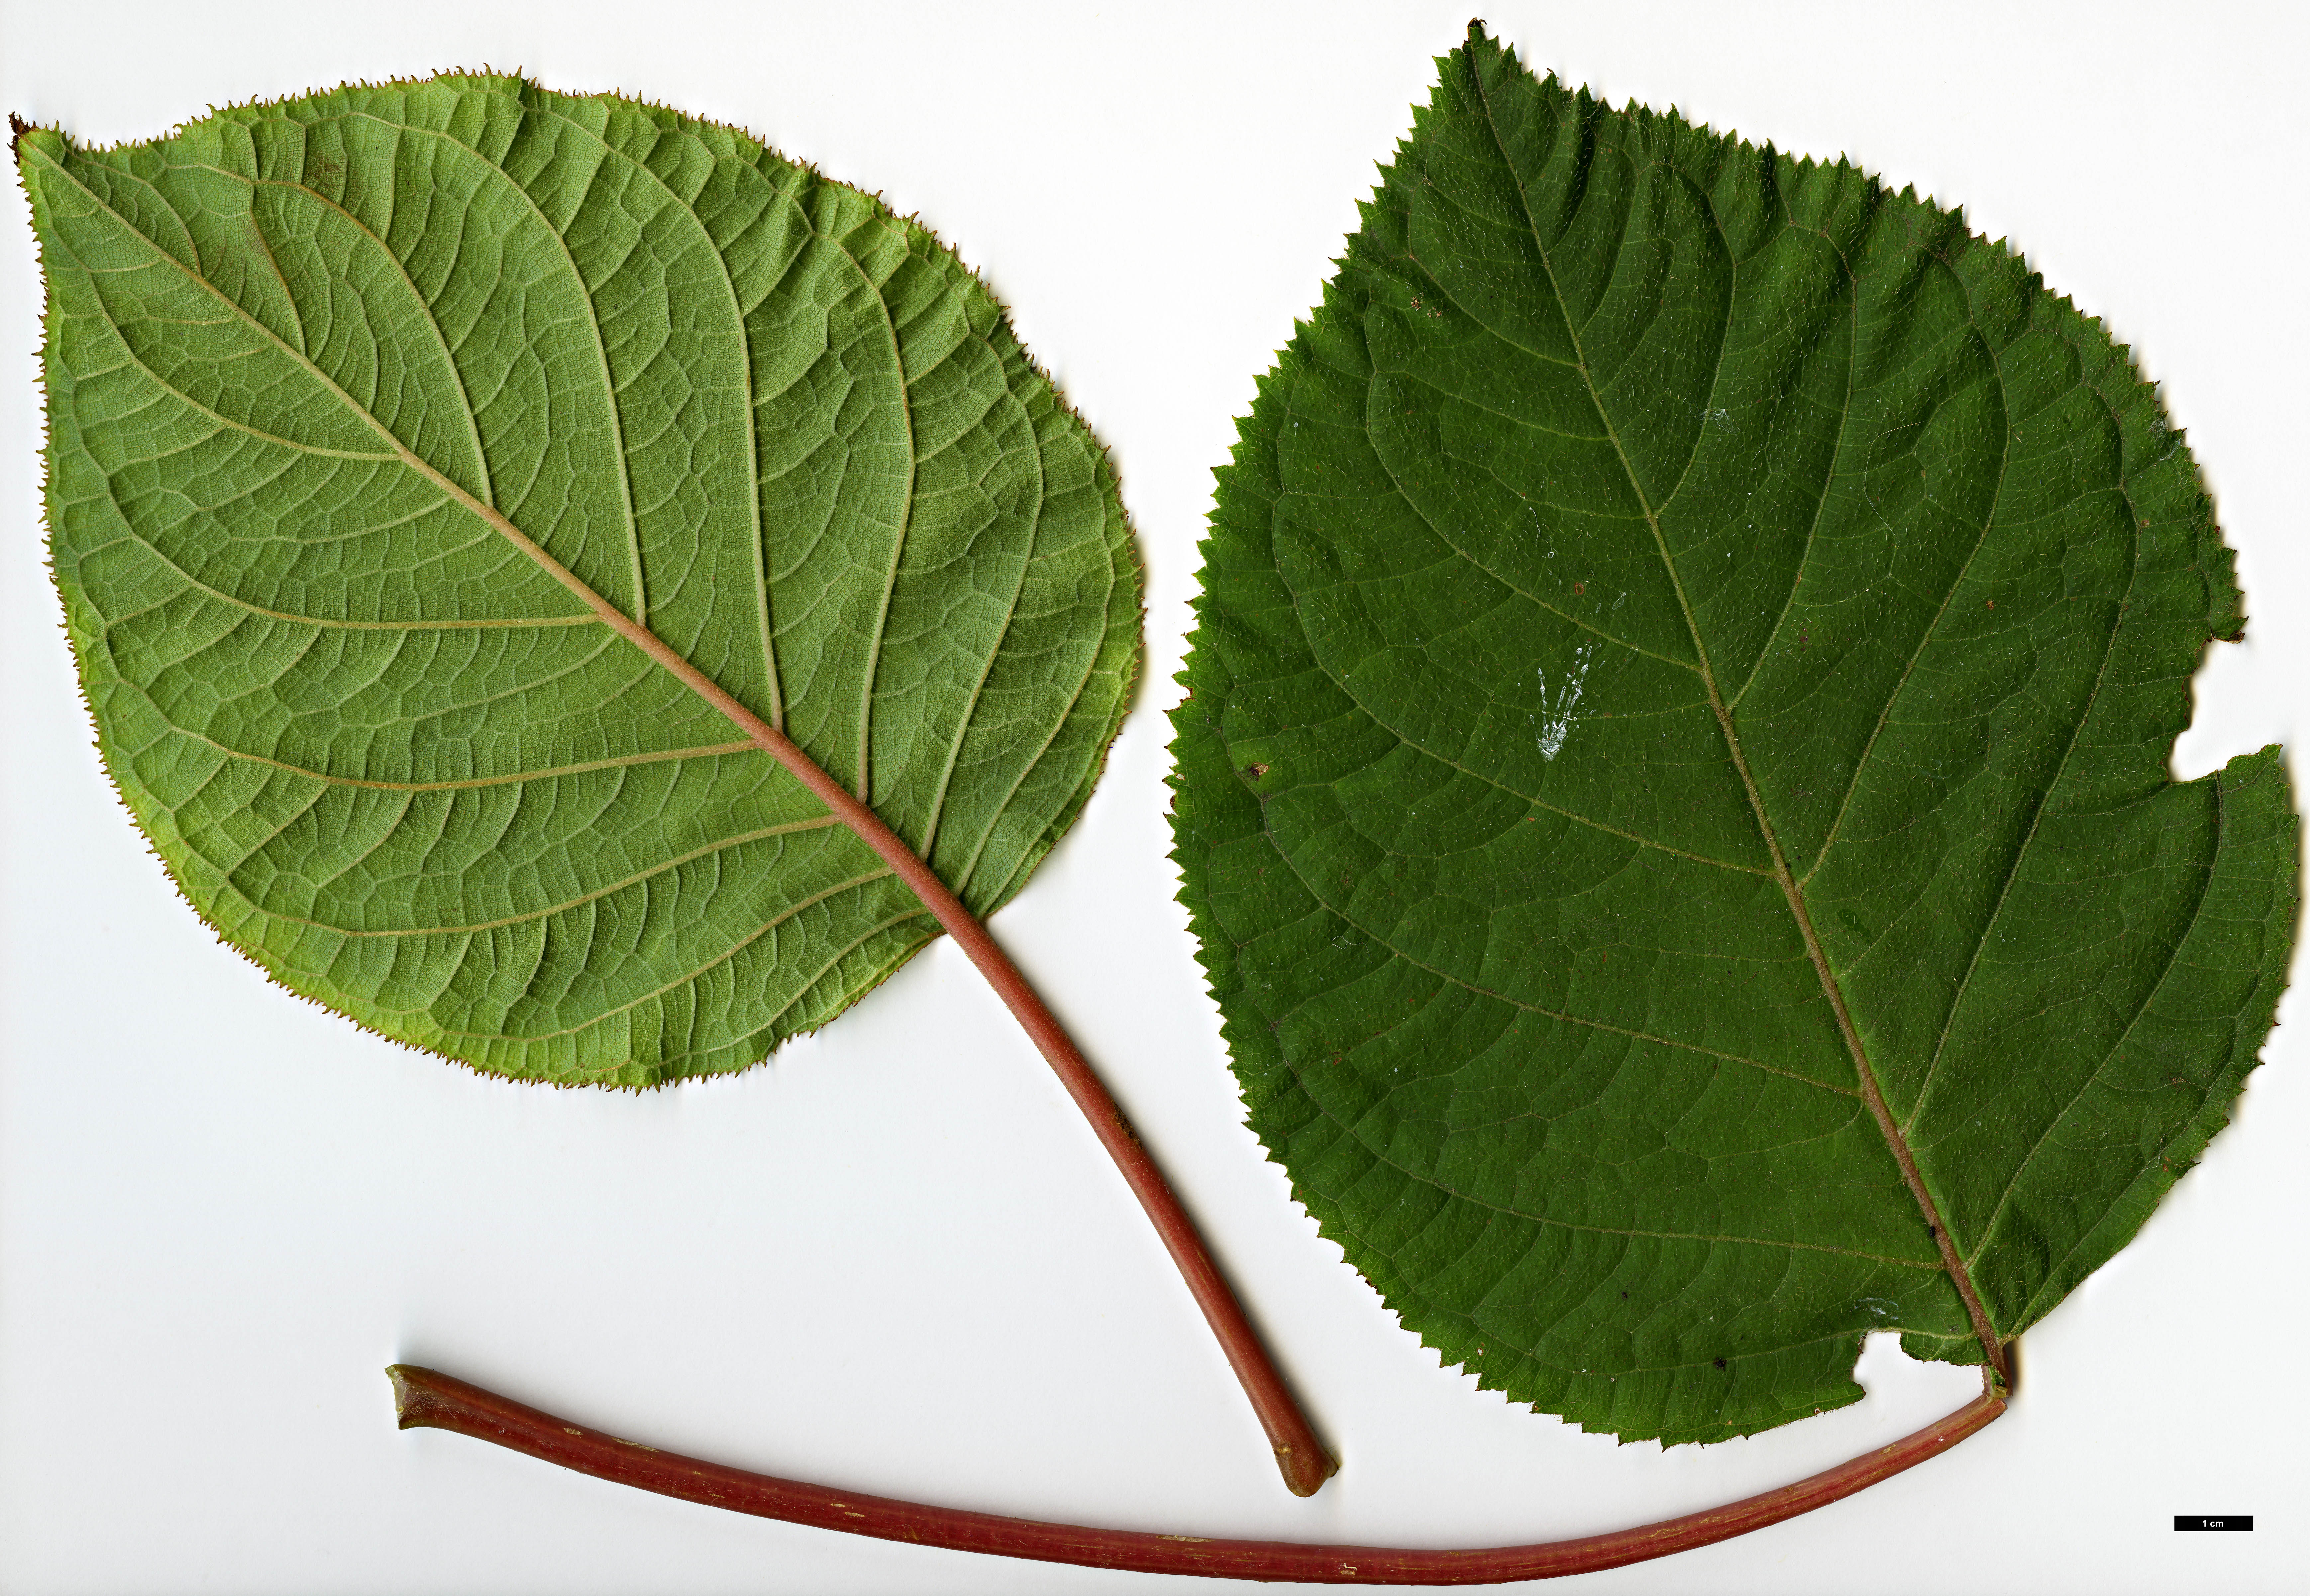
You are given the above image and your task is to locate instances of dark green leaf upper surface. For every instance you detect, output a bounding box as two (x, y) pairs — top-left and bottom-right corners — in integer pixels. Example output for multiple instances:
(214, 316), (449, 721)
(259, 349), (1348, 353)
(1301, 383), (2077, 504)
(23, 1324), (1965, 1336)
(20, 76), (1139, 1086)
(1171, 27), (2297, 1444)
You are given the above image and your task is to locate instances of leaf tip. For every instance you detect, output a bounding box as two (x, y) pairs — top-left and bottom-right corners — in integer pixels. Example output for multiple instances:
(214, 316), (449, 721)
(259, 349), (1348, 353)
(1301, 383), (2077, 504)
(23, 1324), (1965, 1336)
(9, 113), (61, 167)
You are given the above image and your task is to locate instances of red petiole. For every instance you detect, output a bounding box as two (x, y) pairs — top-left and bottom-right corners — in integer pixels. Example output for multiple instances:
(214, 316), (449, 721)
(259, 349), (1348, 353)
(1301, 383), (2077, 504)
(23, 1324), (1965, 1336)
(389, 1362), (2004, 1583)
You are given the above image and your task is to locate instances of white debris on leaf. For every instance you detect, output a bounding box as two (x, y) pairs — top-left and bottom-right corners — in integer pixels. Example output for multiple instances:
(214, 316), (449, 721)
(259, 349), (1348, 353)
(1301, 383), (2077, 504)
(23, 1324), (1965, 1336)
(1536, 643), (1594, 761)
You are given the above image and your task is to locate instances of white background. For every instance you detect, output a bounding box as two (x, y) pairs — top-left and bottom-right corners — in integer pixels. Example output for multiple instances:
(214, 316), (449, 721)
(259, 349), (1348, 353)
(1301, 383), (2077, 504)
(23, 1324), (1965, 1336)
(2, 2), (2303, 1591)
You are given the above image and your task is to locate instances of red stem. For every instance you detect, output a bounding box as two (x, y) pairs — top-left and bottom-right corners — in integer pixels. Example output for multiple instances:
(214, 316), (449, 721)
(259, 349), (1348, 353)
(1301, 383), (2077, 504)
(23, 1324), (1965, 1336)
(744, 722), (1339, 1497)
(388, 1363), (2004, 1583)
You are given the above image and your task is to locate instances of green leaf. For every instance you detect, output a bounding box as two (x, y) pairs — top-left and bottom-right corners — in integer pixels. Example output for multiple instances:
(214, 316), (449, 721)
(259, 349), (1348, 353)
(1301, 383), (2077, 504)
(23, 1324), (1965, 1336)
(1171, 25), (2297, 1446)
(17, 76), (1139, 1088)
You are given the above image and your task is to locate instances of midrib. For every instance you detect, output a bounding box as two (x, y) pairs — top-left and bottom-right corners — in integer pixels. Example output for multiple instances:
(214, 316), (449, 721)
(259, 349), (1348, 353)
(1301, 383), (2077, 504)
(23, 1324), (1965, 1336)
(1462, 75), (2009, 1380)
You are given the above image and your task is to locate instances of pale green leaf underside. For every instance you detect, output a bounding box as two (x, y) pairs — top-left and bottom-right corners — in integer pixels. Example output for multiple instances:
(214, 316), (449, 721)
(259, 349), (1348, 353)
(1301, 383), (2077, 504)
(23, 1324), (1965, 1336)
(1171, 28), (2296, 1444)
(21, 75), (1139, 1087)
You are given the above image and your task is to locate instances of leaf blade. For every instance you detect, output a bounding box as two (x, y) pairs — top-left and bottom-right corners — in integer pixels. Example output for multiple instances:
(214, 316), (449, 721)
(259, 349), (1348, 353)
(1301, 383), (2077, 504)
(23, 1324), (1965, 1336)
(1171, 25), (2296, 1444)
(22, 74), (1140, 1089)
